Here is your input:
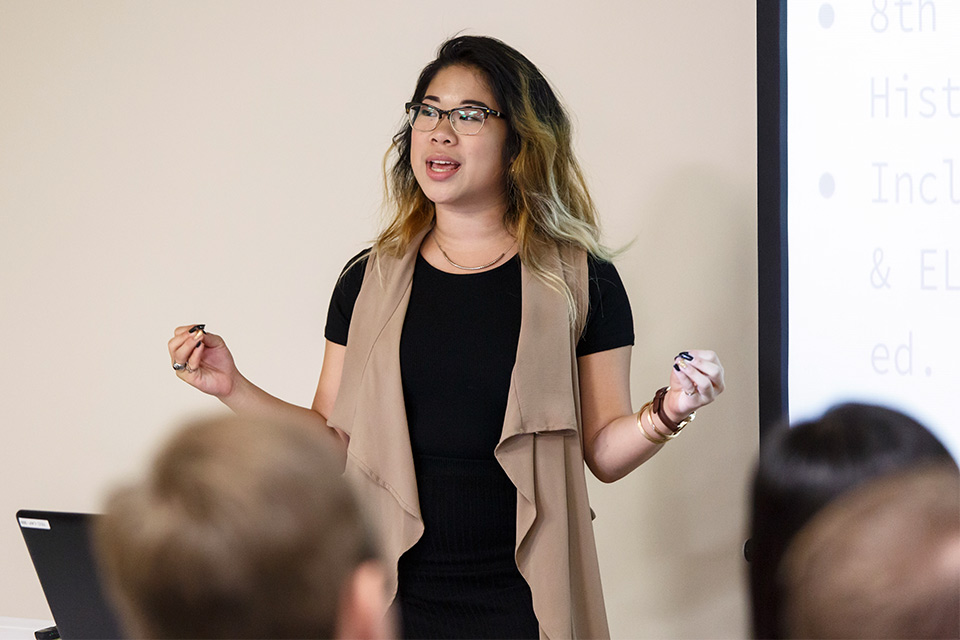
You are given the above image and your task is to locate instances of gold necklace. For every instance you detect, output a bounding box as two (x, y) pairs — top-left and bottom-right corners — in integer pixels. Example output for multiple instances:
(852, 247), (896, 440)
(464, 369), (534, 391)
(433, 235), (511, 271)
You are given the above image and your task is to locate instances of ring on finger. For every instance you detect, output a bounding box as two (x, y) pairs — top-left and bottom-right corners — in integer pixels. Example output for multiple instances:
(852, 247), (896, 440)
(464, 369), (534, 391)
(172, 362), (187, 371)
(684, 388), (697, 396)
(184, 364), (196, 374)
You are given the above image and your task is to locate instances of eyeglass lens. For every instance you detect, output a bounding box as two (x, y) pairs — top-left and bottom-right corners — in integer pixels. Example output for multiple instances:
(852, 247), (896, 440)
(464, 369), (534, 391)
(407, 105), (486, 135)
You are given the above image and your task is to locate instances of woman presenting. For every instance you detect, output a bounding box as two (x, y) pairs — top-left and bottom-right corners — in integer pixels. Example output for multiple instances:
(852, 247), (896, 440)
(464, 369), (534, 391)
(168, 35), (724, 640)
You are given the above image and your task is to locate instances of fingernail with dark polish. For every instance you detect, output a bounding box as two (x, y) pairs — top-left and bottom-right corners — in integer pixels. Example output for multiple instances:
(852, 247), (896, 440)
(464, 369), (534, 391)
(679, 351), (694, 361)
(189, 324), (206, 333)
(196, 341), (203, 348)
(674, 363), (681, 371)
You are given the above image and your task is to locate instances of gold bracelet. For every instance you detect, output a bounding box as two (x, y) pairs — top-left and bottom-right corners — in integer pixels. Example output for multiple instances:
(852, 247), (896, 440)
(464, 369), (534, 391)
(673, 411), (696, 434)
(644, 404), (679, 440)
(636, 402), (667, 445)
(636, 401), (654, 434)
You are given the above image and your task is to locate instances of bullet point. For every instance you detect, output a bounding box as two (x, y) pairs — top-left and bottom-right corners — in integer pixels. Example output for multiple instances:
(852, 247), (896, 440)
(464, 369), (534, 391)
(819, 173), (835, 198)
(819, 4), (835, 29)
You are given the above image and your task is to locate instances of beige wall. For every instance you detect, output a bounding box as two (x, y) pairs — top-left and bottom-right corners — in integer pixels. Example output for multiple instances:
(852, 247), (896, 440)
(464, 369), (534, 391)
(0, 2), (758, 637)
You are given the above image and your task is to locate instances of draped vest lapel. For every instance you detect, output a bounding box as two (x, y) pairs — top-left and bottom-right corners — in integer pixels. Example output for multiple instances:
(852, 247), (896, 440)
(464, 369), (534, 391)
(327, 227), (429, 601)
(495, 243), (609, 640)
(328, 232), (610, 639)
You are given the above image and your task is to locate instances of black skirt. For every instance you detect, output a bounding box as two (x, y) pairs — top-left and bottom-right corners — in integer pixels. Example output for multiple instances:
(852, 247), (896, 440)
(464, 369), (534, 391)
(393, 455), (539, 640)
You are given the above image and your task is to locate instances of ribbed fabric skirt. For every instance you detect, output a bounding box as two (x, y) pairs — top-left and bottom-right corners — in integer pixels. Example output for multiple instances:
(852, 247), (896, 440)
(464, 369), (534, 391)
(393, 455), (539, 640)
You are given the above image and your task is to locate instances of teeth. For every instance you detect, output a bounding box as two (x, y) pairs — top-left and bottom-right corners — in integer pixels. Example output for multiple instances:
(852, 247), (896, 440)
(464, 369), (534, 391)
(430, 160), (459, 172)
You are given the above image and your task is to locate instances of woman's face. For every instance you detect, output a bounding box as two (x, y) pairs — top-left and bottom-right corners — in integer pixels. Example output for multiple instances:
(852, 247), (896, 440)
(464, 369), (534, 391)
(409, 65), (510, 216)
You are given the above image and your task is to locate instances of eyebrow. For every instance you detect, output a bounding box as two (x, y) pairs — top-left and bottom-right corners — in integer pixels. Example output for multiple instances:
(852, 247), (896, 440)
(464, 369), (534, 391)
(422, 95), (494, 109)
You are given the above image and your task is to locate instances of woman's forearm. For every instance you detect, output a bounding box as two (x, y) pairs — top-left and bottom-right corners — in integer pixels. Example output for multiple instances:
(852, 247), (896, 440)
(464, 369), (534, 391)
(220, 374), (347, 458)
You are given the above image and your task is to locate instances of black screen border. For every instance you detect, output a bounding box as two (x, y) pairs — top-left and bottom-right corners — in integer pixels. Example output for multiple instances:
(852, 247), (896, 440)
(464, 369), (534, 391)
(757, 0), (788, 440)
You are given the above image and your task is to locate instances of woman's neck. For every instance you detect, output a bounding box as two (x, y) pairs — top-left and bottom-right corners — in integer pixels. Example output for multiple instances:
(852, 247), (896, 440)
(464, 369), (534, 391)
(432, 206), (511, 245)
(424, 206), (517, 273)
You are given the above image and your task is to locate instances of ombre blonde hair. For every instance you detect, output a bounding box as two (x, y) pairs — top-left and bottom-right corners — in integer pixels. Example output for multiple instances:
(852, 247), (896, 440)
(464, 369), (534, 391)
(374, 35), (613, 329)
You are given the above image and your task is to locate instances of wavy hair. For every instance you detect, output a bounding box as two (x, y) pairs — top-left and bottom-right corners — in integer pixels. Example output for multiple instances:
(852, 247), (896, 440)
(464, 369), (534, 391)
(375, 35), (612, 328)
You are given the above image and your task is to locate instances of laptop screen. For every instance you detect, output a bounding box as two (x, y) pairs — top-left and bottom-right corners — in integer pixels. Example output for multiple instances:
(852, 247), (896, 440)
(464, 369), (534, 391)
(17, 510), (124, 640)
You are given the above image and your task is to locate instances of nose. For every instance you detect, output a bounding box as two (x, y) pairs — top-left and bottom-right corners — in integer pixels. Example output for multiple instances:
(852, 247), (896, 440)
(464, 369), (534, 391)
(430, 114), (457, 144)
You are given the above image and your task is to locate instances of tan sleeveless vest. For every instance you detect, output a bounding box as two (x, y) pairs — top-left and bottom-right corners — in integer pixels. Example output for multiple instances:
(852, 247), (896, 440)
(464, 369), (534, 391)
(328, 228), (610, 639)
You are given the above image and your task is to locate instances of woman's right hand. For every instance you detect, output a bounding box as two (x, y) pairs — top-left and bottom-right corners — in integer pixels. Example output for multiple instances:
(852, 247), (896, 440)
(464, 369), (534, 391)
(167, 325), (240, 398)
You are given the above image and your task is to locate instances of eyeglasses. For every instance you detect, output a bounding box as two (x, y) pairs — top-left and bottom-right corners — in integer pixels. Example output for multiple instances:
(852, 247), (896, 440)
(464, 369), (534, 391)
(404, 102), (505, 136)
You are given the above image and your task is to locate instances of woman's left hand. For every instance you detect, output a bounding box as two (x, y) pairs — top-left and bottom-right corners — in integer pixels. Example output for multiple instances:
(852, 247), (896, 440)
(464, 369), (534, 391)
(665, 349), (725, 420)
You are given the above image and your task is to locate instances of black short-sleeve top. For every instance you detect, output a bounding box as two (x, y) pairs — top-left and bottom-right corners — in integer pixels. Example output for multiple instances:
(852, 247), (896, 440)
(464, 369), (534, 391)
(324, 248), (634, 460)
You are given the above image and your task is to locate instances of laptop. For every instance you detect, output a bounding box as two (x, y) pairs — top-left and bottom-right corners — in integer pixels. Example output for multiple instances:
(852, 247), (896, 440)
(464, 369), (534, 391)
(16, 510), (125, 640)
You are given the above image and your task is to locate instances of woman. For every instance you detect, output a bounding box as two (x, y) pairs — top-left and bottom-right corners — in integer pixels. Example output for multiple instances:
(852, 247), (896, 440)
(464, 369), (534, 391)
(169, 35), (724, 639)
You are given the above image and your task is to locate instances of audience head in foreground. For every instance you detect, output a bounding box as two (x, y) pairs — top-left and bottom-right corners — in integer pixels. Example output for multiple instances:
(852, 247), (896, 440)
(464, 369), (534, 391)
(96, 416), (390, 639)
(781, 464), (960, 639)
(748, 402), (957, 638)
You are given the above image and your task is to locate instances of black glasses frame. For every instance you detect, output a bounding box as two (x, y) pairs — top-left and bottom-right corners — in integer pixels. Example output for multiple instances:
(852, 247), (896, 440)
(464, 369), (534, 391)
(404, 102), (505, 135)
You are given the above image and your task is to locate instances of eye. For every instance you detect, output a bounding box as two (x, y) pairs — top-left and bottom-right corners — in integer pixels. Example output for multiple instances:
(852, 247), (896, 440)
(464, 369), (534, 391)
(455, 108), (485, 123)
(418, 105), (440, 119)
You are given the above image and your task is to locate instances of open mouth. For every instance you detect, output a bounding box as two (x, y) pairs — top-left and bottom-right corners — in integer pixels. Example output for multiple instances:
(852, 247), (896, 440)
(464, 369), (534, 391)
(428, 160), (461, 173)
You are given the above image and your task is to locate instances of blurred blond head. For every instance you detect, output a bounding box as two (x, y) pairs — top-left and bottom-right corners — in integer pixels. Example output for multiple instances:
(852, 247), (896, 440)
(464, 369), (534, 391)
(96, 416), (391, 639)
(781, 464), (960, 639)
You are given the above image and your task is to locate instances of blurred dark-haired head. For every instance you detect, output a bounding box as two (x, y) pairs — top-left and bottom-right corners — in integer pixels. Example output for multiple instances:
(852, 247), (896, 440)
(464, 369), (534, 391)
(748, 403), (956, 639)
